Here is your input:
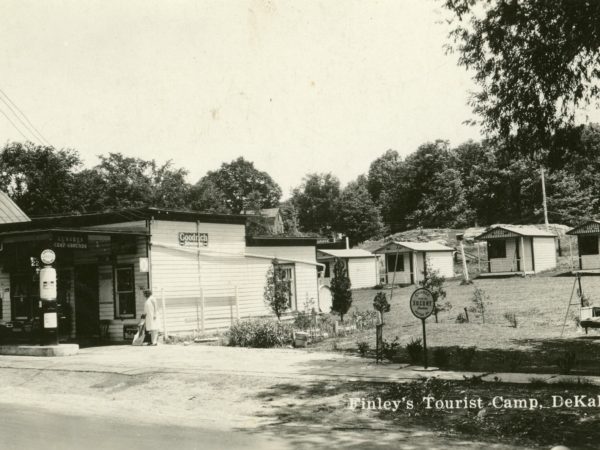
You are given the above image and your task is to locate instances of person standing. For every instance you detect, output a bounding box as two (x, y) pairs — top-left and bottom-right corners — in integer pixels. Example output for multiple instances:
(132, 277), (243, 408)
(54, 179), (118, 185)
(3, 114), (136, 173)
(143, 289), (159, 345)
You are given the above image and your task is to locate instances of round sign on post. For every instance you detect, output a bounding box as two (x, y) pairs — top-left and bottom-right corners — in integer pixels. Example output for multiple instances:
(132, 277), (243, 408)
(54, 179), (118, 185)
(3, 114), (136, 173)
(409, 288), (435, 370)
(41, 249), (56, 265)
(409, 288), (434, 319)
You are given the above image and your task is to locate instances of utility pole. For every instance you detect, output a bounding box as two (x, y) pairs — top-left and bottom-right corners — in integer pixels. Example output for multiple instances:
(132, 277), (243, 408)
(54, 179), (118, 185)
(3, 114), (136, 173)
(540, 167), (549, 231)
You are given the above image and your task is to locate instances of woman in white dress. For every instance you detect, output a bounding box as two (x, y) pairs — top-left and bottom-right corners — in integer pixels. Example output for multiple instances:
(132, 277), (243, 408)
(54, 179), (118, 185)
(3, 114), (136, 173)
(143, 289), (159, 345)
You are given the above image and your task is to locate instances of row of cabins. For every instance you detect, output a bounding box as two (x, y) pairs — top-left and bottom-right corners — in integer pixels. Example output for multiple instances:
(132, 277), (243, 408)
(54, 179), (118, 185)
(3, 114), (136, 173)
(0, 188), (598, 344)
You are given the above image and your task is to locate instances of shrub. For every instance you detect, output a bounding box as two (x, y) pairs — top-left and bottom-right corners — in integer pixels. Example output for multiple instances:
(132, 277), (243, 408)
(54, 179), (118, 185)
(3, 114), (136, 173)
(373, 292), (391, 314)
(405, 337), (423, 364)
(455, 312), (468, 323)
(382, 336), (401, 361)
(357, 340), (370, 356)
(228, 318), (293, 348)
(293, 311), (313, 330)
(433, 347), (450, 369)
(556, 351), (577, 374)
(503, 312), (518, 328)
(469, 287), (489, 324)
(330, 258), (352, 323)
(455, 346), (476, 370)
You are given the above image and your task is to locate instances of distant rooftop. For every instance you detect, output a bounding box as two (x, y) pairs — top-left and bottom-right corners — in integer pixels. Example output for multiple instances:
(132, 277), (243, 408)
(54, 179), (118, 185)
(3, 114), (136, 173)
(317, 249), (376, 258)
(373, 241), (454, 253)
(476, 225), (556, 240)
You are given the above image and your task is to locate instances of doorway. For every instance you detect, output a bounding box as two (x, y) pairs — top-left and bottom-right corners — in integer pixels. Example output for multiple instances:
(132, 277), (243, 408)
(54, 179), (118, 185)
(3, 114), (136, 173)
(74, 265), (99, 338)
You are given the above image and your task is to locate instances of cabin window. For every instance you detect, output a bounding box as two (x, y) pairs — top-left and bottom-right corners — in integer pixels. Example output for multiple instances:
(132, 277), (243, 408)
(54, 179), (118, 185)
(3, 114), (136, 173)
(274, 263), (296, 309)
(386, 253), (405, 272)
(324, 262), (330, 278)
(488, 240), (506, 259)
(579, 236), (599, 256)
(115, 265), (136, 318)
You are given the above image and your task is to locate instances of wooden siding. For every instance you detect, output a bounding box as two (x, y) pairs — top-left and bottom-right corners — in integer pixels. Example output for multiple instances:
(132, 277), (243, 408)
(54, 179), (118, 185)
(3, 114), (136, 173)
(347, 258), (378, 289)
(532, 237), (557, 272)
(0, 270), (10, 321)
(523, 237), (534, 272)
(426, 251), (455, 279)
(246, 246), (319, 310)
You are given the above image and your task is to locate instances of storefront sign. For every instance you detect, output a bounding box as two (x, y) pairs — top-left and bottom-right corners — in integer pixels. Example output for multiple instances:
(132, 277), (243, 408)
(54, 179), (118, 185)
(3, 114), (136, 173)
(53, 234), (88, 249)
(178, 232), (208, 247)
(409, 288), (434, 319)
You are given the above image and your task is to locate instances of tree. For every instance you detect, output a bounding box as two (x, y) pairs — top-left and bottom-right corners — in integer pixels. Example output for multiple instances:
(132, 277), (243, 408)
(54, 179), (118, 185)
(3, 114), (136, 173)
(367, 149), (402, 204)
(263, 263), (291, 320)
(197, 157), (281, 213)
(279, 200), (302, 236)
(335, 175), (385, 245)
(291, 173), (341, 235)
(0, 142), (83, 215)
(93, 153), (190, 210)
(187, 178), (230, 213)
(418, 265), (450, 324)
(330, 258), (352, 323)
(445, 0), (600, 155)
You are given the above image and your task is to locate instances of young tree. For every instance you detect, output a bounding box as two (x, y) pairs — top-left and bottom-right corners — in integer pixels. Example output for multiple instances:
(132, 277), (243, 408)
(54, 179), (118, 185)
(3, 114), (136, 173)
(373, 292), (391, 320)
(330, 258), (352, 323)
(263, 263), (291, 320)
(418, 265), (450, 324)
(469, 286), (490, 324)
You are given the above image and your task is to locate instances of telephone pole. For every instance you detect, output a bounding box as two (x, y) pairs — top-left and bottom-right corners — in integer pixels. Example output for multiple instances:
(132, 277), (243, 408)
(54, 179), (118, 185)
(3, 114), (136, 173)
(540, 167), (549, 231)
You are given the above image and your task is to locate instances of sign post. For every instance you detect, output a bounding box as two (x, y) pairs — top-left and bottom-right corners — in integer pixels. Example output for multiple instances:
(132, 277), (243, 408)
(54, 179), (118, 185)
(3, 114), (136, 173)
(409, 288), (434, 369)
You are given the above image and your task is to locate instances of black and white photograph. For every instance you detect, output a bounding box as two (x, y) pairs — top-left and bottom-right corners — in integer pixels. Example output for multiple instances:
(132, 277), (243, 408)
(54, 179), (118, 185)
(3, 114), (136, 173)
(2, 1), (600, 449)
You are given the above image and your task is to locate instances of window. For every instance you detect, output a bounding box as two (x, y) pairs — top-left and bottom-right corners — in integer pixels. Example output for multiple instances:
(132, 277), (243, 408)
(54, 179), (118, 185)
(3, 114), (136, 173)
(275, 264), (296, 309)
(579, 236), (599, 256)
(488, 240), (506, 259)
(11, 273), (38, 320)
(386, 253), (405, 272)
(115, 265), (136, 318)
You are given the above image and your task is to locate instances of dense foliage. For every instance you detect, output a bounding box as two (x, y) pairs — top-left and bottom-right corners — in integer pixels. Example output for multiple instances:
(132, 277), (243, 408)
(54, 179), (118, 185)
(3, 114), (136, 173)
(227, 318), (293, 348)
(263, 264), (292, 320)
(330, 258), (353, 323)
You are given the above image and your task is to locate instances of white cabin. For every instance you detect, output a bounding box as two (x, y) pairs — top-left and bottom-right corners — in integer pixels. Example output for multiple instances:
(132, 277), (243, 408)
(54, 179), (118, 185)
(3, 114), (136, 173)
(316, 249), (379, 289)
(567, 221), (600, 271)
(475, 225), (557, 275)
(373, 241), (455, 285)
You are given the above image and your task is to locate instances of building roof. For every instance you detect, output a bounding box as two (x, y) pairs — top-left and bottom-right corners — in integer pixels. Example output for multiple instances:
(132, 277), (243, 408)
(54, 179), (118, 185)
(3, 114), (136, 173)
(373, 241), (454, 253)
(475, 225), (556, 240)
(566, 220), (600, 236)
(317, 249), (376, 259)
(0, 192), (30, 223)
(0, 206), (248, 233)
(246, 236), (317, 247)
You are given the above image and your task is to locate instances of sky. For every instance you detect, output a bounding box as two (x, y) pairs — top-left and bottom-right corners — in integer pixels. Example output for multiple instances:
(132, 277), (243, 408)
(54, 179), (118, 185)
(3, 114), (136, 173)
(0, 0), (482, 198)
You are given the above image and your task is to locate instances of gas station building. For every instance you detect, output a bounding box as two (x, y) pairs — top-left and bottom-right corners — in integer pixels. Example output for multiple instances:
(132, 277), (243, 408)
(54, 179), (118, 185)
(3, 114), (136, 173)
(0, 206), (320, 344)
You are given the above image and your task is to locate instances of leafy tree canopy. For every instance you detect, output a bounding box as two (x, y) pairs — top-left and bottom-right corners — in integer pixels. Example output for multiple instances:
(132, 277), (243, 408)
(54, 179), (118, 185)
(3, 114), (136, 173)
(445, 0), (600, 154)
(291, 172), (341, 235)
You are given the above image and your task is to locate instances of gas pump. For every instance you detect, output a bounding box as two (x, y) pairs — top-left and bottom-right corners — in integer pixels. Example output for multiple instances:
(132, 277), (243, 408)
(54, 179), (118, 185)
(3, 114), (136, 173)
(39, 249), (58, 345)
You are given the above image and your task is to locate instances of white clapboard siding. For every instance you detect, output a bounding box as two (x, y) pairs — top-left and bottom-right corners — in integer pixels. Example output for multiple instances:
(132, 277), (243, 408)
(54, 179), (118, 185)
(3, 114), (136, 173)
(426, 251), (455, 279)
(489, 238), (519, 272)
(533, 236), (557, 272)
(347, 258), (378, 288)
(151, 220), (246, 255)
(0, 270), (10, 321)
(246, 246), (319, 310)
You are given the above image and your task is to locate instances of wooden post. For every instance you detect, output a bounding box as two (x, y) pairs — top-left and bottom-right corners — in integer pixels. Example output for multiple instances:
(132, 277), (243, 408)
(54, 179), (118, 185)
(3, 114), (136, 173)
(160, 288), (168, 342)
(541, 167), (550, 231)
(477, 242), (481, 273)
(460, 239), (469, 282)
(422, 319), (428, 369)
(520, 237), (526, 273)
(196, 220), (205, 334)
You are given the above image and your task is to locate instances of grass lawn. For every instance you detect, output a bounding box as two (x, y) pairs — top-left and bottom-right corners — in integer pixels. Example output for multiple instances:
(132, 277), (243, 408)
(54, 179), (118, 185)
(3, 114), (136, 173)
(309, 273), (600, 374)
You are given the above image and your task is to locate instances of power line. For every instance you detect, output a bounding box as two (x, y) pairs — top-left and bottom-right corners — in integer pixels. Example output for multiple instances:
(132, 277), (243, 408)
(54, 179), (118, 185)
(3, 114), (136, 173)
(0, 87), (52, 147)
(0, 105), (30, 141)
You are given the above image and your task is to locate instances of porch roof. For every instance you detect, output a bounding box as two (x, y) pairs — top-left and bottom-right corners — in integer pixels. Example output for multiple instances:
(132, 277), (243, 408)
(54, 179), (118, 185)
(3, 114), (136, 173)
(0, 227), (149, 239)
(373, 241), (454, 254)
(317, 249), (376, 259)
(475, 225), (556, 240)
(566, 220), (600, 236)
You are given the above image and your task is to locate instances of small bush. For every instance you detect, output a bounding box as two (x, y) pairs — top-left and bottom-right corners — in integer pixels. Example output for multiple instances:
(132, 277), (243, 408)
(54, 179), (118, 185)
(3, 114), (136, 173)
(382, 336), (401, 361)
(406, 337), (423, 364)
(556, 351), (577, 374)
(374, 283), (384, 290)
(455, 346), (477, 370)
(433, 347), (450, 369)
(455, 312), (468, 323)
(357, 340), (370, 356)
(503, 312), (518, 328)
(293, 311), (313, 330)
(228, 318), (293, 348)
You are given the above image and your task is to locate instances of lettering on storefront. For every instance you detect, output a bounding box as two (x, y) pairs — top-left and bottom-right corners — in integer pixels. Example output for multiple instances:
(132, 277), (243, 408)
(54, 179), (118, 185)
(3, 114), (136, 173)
(53, 234), (88, 249)
(178, 232), (208, 247)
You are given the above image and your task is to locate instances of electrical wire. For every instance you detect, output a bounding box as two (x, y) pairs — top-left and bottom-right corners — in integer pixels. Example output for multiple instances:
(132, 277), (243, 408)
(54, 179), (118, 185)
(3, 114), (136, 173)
(0, 105), (30, 141)
(0, 88), (52, 146)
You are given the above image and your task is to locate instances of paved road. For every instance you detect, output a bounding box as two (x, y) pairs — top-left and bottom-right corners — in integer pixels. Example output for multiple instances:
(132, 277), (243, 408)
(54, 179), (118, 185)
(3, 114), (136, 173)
(0, 403), (287, 450)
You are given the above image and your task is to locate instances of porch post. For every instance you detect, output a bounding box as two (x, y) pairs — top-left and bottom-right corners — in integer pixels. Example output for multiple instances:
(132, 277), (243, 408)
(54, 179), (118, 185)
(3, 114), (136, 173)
(520, 237), (526, 273)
